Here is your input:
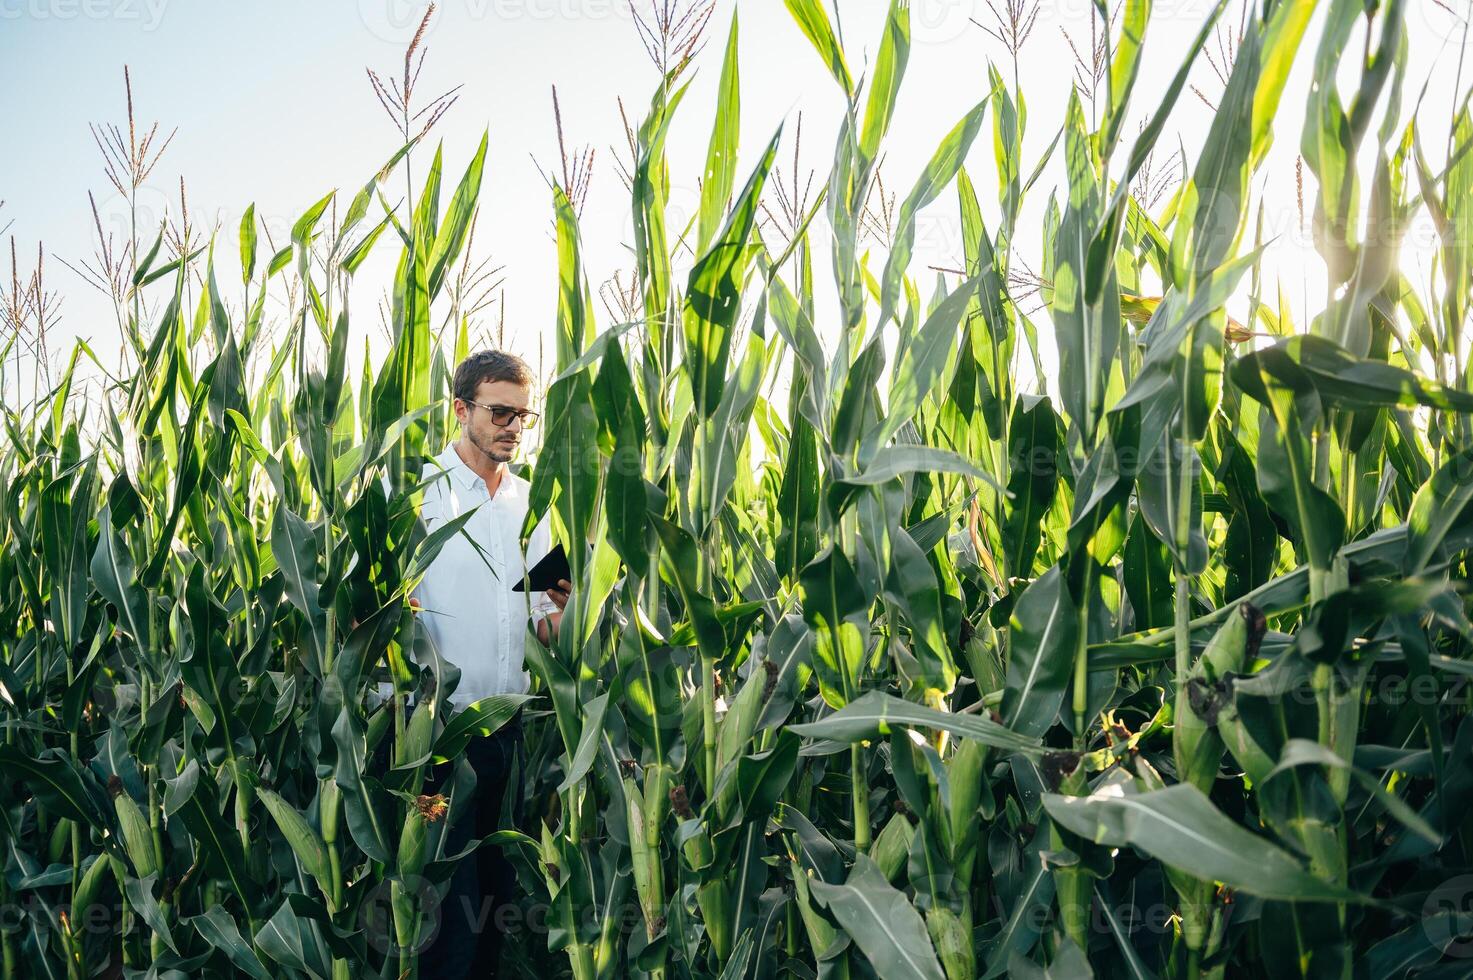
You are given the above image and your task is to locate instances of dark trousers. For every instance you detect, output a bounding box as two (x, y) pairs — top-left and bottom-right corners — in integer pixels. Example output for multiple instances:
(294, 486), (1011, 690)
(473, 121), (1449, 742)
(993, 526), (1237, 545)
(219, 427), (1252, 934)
(420, 720), (525, 978)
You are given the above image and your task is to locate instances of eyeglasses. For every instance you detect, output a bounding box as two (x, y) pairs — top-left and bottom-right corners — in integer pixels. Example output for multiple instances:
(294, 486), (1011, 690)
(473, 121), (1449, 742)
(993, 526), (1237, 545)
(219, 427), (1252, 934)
(463, 400), (540, 430)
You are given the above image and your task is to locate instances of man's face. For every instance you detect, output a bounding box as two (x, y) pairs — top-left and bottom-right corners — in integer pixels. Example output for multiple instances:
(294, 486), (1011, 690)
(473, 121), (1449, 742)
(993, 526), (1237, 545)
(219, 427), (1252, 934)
(455, 379), (531, 464)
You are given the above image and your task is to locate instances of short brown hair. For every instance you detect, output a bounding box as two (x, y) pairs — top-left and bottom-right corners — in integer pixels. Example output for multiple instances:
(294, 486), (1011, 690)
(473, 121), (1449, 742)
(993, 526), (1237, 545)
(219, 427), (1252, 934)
(453, 350), (534, 404)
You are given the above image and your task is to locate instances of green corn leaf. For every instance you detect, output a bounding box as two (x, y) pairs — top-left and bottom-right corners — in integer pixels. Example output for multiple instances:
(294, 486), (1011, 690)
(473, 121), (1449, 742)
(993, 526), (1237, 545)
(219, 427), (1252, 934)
(1007, 938), (1093, 979)
(434, 694), (539, 762)
(173, 760), (255, 909)
(1250, 0), (1320, 170)
(256, 898), (330, 979)
(632, 79), (690, 333)
(698, 10), (741, 252)
(239, 204), (257, 284)
(132, 226), (165, 287)
(90, 504), (150, 645)
(1122, 514), (1174, 631)
(1042, 783), (1365, 903)
(684, 127), (780, 417)
(1168, 21), (1260, 284)
(696, 319), (766, 533)
(880, 100), (988, 326)
(427, 129), (488, 298)
(1052, 91), (1119, 443)
(0, 746), (111, 831)
(875, 272), (980, 448)
(799, 544), (870, 708)
(1098, 0), (1151, 166)
(1405, 447), (1473, 575)
(271, 501), (326, 664)
(789, 690), (1040, 754)
(556, 692), (609, 793)
(733, 730), (801, 823)
(256, 785), (335, 901)
(1233, 335), (1473, 414)
(1002, 395), (1061, 581)
(882, 526), (957, 692)
(190, 906), (273, 980)
(652, 516), (728, 665)
(808, 854), (946, 980)
(1262, 739), (1439, 845)
(782, 0), (852, 94)
(342, 214), (393, 275)
(329, 707), (392, 865)
(1236, 349), (1346, 575)
(1001, 566), (1080, 738)
(1084, 0), (1227, 303)
(838, 445), (1002, 489)
(981, 852), (1054, 978)
(123, 874), (178, 954)
(859, 0), (910, 167)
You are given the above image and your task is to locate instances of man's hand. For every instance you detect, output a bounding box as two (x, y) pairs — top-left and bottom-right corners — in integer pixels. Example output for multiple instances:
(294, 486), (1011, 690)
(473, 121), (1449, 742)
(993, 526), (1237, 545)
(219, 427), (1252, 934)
(536, 612), (563, 646)
(536, 580), (571, 646)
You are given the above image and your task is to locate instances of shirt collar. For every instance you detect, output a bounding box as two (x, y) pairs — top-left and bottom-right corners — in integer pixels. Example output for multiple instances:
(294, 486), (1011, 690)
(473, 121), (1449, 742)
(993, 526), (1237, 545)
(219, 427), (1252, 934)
(433, 444), (484, 491)
(434, 444), (527, 498)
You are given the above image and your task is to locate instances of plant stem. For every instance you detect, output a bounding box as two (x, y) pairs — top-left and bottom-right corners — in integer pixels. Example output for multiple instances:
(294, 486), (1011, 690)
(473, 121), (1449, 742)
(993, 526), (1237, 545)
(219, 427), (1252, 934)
(702, 655), (717, 794)
(1073, 569), (1091, 740)
(1173, 437), (1196, 691)
(851, 743), (870, 854)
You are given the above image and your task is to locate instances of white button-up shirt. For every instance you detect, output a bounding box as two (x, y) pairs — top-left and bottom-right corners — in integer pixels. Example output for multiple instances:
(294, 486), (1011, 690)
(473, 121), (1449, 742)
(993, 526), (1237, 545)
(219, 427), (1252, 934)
(413, 444), (556, 705)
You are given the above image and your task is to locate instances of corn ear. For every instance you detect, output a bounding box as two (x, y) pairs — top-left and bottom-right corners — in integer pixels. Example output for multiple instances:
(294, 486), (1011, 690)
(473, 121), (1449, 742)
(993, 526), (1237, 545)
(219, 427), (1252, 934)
(791, 863), (844, 960)
(670, 784), (713, 870)
(318, 776), (340, 846)
(870, 811), (914, 884)
(697, 878), (733, 960)
(111, 784), (157, 880)
(48, 817), (71, 866)
(256, 785), (334, 903)
(398, 811), (428, 878)
(366, 703), (393, 752)
(1174, 603), (1264, 793)
(643, 764), (670, 842)
(396, 698), (435, 769)
(925, 905), (975, 980)
(623, 774), (662, 937)
(945, 737), (987, 872)
(716, 663), (767, 772)
(72, 855), (111, 919)
(400, 793), (447, 879)
(391, 879), (418, 952)
(1216, 697), (1275, 785)
(1050, 757), (1091, 951)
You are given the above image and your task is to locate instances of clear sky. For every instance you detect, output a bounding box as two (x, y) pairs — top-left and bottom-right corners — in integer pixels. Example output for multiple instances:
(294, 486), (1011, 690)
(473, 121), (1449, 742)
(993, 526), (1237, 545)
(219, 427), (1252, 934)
(2, 1), (1470, 402)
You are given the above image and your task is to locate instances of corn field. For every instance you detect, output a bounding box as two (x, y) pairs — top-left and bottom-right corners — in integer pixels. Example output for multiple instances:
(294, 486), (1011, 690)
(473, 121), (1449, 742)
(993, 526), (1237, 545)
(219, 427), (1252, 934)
(3, 0), (1473, 977)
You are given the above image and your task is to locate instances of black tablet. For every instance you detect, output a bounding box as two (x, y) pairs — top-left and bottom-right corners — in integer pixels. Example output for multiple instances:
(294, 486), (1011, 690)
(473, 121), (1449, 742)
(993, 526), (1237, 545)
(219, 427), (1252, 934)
(513, 543), (570, 593)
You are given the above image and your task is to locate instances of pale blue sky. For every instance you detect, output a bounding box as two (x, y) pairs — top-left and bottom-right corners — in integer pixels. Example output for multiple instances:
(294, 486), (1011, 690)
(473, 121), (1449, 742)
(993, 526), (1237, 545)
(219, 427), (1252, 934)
(2, 1), (1470, 398)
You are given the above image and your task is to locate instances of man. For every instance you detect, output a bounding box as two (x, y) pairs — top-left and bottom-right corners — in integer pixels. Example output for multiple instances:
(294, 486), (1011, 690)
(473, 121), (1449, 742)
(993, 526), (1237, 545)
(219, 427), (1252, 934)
(413, 350), (571, 975)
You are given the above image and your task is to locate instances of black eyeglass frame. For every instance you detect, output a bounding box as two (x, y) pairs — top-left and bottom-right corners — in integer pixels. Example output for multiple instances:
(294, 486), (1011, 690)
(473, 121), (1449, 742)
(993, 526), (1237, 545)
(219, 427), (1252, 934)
(461, 399), (540, 430)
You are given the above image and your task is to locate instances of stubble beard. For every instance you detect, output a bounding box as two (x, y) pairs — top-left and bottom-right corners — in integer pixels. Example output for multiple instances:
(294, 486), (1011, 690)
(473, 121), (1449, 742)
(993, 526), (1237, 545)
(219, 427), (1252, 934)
(468, 427), (518, 465)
